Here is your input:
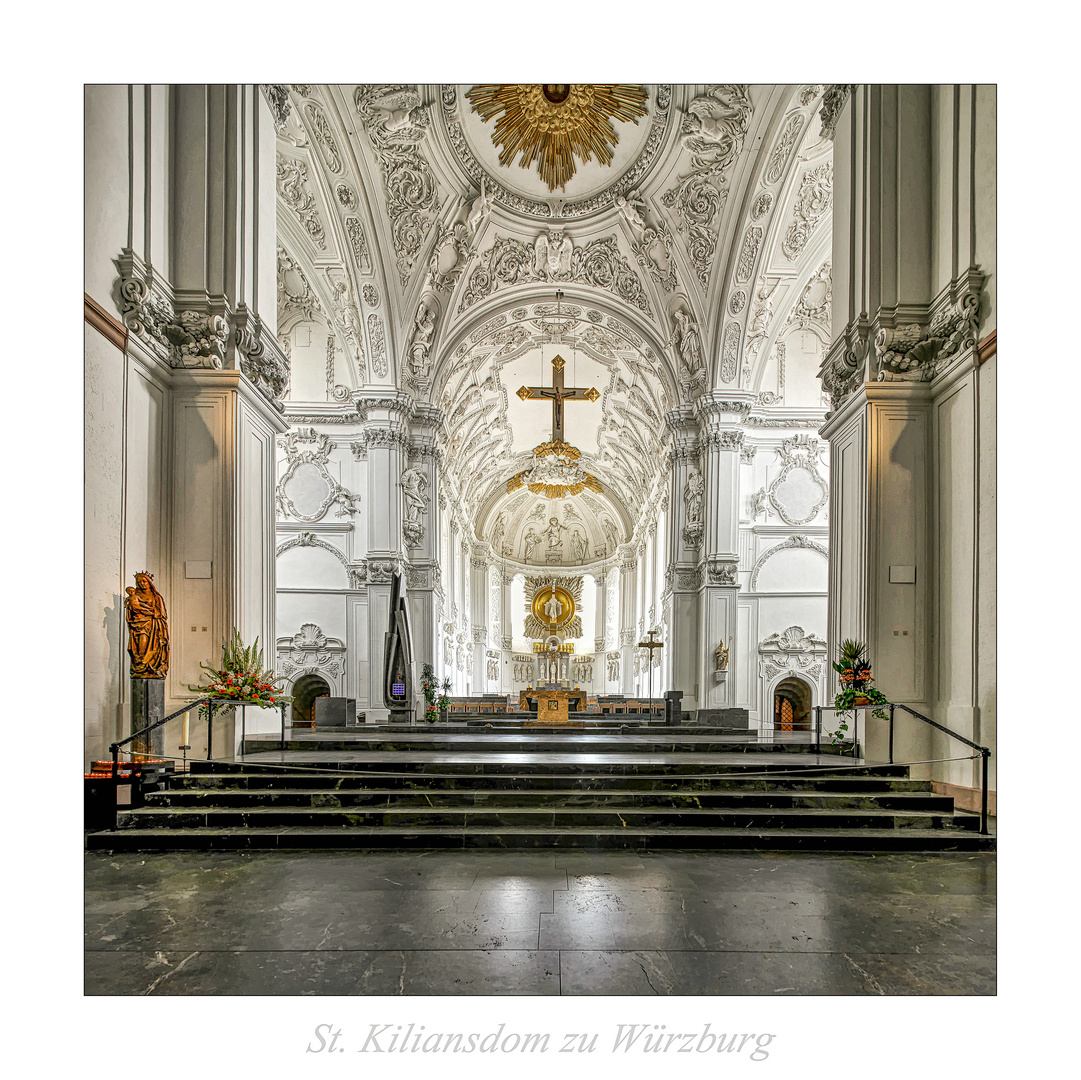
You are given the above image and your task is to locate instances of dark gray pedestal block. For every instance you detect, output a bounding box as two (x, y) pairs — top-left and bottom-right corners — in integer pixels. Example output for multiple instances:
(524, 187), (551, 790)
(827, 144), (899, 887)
(314, 697), (357, 728)
(130, 678), (165, 756)
(664, 690), (683, 727)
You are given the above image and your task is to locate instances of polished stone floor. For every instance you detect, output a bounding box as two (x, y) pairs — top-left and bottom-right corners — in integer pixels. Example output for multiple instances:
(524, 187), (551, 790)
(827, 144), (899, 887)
(85, 848), (995, 995)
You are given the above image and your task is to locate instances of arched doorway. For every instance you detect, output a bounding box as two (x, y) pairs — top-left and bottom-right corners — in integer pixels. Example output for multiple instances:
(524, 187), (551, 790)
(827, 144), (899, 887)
(774, 676), (813, 732)
(291, 673), (331, 729)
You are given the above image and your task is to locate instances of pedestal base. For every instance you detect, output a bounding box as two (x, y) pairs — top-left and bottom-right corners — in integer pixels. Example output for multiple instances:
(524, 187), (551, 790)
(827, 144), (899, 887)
(130, 678), (165, 756)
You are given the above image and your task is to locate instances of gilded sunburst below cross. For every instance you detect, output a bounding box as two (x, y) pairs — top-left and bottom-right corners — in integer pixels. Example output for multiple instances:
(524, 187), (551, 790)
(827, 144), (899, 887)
(466, 84), (649, 192)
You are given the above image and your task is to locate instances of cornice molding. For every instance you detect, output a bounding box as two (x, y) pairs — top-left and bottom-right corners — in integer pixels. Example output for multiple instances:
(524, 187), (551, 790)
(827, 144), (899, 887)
(84, 293), (127, 351)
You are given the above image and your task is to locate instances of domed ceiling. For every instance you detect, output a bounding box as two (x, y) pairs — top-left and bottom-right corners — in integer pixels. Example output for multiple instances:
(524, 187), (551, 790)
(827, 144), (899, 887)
(272, 83), (836, 567)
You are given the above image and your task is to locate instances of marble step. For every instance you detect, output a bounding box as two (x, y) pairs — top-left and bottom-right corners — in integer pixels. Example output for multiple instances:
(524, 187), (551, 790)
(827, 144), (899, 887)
(240, 736), (807, 754)
(86, 824), (995, 853)
(146, 788), (956, 812)
(191, 760), (912, 778)
(117, 804), (969, 831)
(174, 770), (926, 792)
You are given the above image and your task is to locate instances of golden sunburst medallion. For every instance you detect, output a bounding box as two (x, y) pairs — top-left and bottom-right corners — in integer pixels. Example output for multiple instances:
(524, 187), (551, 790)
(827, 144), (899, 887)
(466, 84), (649, 192)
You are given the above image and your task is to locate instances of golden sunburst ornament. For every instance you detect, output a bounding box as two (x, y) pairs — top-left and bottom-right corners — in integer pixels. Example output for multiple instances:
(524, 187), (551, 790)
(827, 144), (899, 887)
(466, 84), (649, 192)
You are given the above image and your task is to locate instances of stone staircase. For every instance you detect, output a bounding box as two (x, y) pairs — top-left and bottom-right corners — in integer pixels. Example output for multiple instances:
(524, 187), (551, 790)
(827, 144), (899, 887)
(85, 727), (993, 852)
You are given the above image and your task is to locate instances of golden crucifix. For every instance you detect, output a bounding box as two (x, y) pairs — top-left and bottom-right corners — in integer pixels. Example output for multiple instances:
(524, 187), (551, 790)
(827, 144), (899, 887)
(517, 355), (599, 445)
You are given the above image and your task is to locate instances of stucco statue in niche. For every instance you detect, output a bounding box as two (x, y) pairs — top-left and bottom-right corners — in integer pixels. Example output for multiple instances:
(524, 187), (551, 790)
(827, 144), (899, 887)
(670, 308), (704, 378)
(524, 526), (542, 561)
(400, 467), (429, 536)
(409, 301), (436, 378)
(571, 528), (588, 562)
(545, 516), (567, 549)
(715, 639), (730, 671)
(125, 572), (169, 678)
(684, 464), (704, 523)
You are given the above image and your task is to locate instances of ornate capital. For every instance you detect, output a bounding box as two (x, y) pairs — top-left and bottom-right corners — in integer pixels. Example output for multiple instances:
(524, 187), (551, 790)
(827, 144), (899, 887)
(819, 85), (855, 141)
(706, 557), (739, 586)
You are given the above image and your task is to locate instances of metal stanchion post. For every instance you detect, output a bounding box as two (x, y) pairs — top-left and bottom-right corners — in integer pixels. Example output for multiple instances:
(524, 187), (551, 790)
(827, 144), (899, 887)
(888, 703), (895, 765)
(814, 706), (821, 754)
(207, 700), (214, 760)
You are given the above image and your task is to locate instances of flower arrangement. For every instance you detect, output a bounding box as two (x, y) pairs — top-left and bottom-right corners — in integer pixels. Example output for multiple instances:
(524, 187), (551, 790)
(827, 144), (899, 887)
(420, 662), (451, 724)
(831, 638), (890, 744)
(189, 630), (291, 711)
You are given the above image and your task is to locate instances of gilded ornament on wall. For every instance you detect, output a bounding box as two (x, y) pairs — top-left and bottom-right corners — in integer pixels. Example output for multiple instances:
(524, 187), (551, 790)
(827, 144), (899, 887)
(466, 84), (649, 192)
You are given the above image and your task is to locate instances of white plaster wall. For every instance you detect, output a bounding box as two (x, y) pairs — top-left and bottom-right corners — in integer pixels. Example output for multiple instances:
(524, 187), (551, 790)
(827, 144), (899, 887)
(85, 326), (127, 763)
(277, 546), (350, 590)
(976, 358), (996, 791)
(277, 592), (348, 643)
(84, 85), (131, 309)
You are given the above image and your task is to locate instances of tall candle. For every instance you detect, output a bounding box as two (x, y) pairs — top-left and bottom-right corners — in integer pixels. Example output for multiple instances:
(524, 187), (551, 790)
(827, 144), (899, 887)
(181, 709), (190, 746)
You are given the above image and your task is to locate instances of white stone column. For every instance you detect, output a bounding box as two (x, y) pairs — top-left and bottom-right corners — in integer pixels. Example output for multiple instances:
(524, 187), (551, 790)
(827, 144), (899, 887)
(402, 403), (442, 690)
(470, 545), (491, 691)
(663, 408), (702, 710)
(351, 396), (411, 722)
(696, 393), (754, 711)
(617, 544), (638, 695)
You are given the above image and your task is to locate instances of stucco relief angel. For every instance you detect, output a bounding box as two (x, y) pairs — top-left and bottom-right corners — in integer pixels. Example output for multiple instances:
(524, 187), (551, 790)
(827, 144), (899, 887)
(466, 178), (494, 241)
(534, 229), (574, 280)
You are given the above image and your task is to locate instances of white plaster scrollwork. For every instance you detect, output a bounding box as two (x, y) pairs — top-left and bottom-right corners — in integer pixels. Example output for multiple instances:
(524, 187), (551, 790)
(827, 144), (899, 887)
(782, 162), (833, 262)
(758, 625), (826, 680)
(459, 233), (651, 315)
(720, 321), (740, 384)
(367, 313), (388, 378)
(768, 436), (829, 525)
(662, 85), (752, 287)
(304, 103), (342, 174)
(764, 114), (803, 184)
(277, 621), (346, 683)
(276, 155), (326, 251)
(749, 535), (829, 591)
(353, 85), (439, 285)
(735, 226), (763, 284)
(276, 428), (360, 522)
(277, 245), (322, 326)
(788, 262), (833, 330)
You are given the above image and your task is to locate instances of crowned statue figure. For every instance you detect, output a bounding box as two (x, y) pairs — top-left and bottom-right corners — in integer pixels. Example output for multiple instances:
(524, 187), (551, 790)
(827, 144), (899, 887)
(125, 572), (169, 679)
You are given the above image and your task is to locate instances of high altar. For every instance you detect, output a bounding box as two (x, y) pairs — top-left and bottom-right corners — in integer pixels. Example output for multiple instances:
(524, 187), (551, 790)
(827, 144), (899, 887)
(518, 688), (587, 724)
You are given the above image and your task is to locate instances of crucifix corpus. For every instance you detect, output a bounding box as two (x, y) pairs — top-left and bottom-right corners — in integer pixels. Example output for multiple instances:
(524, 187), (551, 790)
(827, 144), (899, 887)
(517, 354), (599, 446)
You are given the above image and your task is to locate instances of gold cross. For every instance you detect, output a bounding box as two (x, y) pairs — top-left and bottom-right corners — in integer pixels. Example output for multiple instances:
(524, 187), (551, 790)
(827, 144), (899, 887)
(637, 629), (663, 654)
(517, 355), (599, 445)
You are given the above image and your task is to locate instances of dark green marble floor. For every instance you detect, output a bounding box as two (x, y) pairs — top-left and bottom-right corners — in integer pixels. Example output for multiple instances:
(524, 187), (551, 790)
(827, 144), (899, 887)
(84, 849), (995, 995)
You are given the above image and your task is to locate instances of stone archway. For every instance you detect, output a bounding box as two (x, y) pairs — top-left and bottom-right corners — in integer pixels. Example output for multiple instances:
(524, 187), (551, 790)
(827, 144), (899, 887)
(291, 673), (331, 729)
(774, 675), (813, 732)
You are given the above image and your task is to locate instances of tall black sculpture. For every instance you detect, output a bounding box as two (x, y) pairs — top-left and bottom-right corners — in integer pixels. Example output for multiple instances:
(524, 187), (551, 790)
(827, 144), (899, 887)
(383, 573), (415, 725)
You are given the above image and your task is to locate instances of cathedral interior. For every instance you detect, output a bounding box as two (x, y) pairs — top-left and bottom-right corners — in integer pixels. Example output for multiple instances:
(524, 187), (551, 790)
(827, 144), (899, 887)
(82, 81), (999, 1013)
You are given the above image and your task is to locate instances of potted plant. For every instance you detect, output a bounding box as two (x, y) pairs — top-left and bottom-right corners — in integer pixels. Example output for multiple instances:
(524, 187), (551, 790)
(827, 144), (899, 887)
(420, 663), (451, 724)
(831, 639), (890, 745)
(189, 630), (291, 718)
